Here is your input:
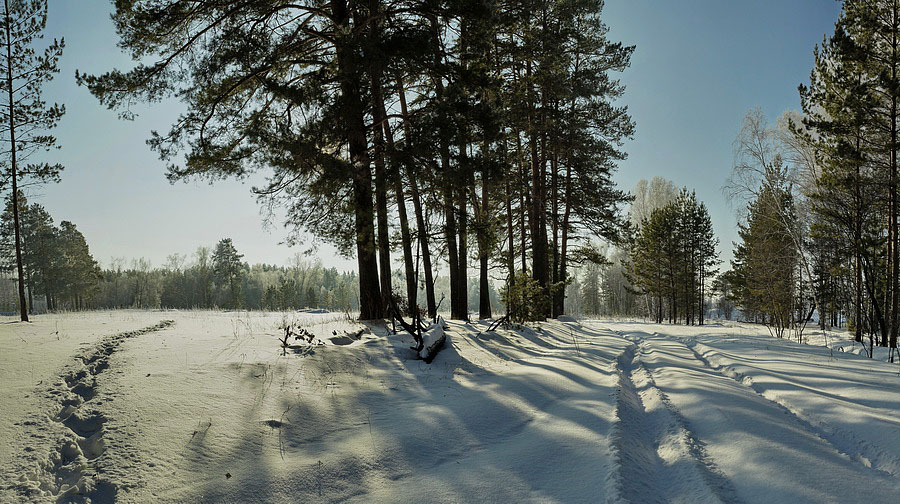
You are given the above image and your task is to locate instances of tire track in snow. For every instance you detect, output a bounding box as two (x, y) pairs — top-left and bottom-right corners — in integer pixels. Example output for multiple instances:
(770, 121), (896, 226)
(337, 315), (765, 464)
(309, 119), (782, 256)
(610, 335), (740, 504)
(678, 337), (900, 479)
(12, 320), (174, 503)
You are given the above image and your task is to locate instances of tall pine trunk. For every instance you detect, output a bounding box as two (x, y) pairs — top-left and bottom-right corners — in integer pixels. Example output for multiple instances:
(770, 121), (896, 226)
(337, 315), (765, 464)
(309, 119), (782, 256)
(551, 148), (561, 317)
(892, 13), (899, 356)
(396, 78), (437, 318)
(558, 159), (573, 316)
(4, 0), (27, 322)
(855, 151), (863, 342)
(505, 150), (516, 286)
(334, 0), (381, 320)
(527, 60), (548, 318)
(516, 131), (528, 273)
(369, 59), (392, 315)
(376, 84), (416, 316)
(456, 165), (469, 320)
(428, 14), (463, 320)
(454, 18), (470, 322)
(479, 164), (491, 319)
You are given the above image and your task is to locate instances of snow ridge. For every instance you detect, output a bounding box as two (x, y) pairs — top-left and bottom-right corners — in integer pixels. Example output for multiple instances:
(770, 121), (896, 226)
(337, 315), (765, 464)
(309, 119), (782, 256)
(11, 320), (174, 502)
(681, 338), (900, 479)
(610, 337), (740, 504)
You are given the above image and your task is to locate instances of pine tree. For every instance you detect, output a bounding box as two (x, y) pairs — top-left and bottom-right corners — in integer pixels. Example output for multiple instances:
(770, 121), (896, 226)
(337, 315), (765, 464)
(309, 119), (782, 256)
(0, 0), (64, 321)
(77, 1), (394, 319)
(57, 221), (100, 309)
(627, 189), (718, 325)
(212, 238), (244, 309)
(800, 0), (900, 354)
(731, 182), (798, 337)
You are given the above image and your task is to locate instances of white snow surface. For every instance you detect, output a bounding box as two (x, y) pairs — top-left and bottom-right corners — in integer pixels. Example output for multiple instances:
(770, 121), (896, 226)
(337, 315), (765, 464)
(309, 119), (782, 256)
(0, 312), (898, 503)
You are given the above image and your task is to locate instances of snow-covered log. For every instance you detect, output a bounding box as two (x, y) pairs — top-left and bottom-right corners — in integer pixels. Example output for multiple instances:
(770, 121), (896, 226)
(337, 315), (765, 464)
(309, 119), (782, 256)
(418, 317), (447, 363)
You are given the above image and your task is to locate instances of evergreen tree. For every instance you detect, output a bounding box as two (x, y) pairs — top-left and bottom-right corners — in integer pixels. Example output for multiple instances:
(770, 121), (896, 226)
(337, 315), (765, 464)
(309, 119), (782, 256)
(77, 0), (634, 324)
(731, 181), (798, 337)
(77, 0), (401, 319)
(627, 189), (718, 325)
(57, 220), (100, 309)
(212, 238), (244, 309)
(1, 199), (102, 311)
(799, 0), (900, 354)
(21, 202), (57, 309)
(0, 0), (64, 321)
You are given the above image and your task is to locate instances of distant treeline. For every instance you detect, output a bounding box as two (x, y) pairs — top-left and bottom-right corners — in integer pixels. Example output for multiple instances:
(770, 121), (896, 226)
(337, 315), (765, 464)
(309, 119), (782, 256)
(99, 251), (361, 312)
(1, 192), (501, 313)
(98, 250), (502, 313)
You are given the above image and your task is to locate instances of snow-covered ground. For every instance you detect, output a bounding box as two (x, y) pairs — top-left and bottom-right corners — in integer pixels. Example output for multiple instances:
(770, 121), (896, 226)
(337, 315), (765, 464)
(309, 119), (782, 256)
(1, 312), (897, 503)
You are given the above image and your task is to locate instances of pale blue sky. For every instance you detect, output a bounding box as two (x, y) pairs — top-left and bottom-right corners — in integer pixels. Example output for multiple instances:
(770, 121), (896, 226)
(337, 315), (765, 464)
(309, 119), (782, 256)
(30, 0), (842, 271)
(603, 0), (843, 265)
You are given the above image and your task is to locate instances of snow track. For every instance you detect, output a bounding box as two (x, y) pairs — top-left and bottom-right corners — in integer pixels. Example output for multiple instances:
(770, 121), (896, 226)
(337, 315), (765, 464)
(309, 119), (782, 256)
(9, 320), (174, 503)
(681, 338), (900, 479)
(599, 324), (900, 504)
(611, 339), (739, 504)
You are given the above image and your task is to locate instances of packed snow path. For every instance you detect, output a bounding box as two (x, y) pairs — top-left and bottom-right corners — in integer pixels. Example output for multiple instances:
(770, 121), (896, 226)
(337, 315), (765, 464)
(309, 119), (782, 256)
(1, 312), (898, 503)
(603, 325), (900, 504)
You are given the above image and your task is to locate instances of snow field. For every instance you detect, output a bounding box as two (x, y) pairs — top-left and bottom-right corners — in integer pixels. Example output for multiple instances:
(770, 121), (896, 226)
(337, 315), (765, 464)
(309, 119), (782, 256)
(0, 313), (898, 503)
(610, 337), (736, 504)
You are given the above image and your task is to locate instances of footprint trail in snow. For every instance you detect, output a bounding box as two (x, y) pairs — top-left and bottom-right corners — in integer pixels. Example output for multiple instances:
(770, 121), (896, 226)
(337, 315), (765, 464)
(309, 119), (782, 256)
(7, 320), (174, 503)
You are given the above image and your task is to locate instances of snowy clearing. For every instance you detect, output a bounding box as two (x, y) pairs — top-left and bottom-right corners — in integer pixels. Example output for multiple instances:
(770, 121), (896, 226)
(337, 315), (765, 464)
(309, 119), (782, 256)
(1, 312), (898, 503)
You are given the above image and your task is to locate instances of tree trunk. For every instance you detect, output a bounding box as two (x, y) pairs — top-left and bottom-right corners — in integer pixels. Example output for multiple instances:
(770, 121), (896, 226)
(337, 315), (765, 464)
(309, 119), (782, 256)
(5, 1), (27, 322)
(371, 84), (392, 314)
(516, 131), (528, 273)
(454, 17), (470, 322)
(856, 218), (863, 342)
(428, 14), (463, 320)
(558, 157), (573, 316)
(396, 77), (437, 318)
(456, 163), (469, 320)
(505, 163), (516, 285)
(479, 165), (491, 319)
(527, 61), (547, 316)
(551, 146), (560, 318)
(376, 78), (416, 316)
(444, 182), (461, 317)
(334, 0), (381, 320)
(892, 13), (899, 356)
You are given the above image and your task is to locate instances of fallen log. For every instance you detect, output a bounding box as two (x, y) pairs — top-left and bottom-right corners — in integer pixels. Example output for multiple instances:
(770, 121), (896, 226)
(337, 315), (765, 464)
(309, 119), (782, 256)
(389, 294), (448, 363)
(418, 317), (447, 364)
